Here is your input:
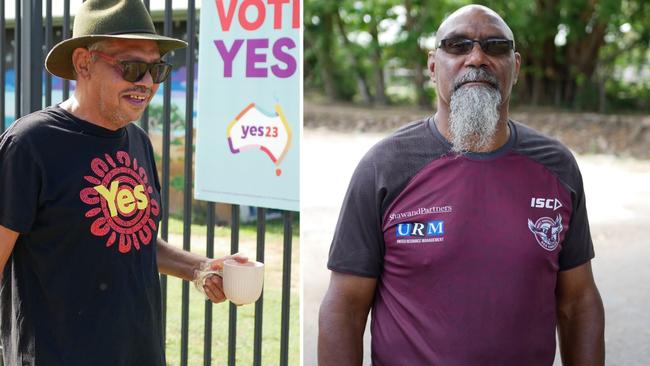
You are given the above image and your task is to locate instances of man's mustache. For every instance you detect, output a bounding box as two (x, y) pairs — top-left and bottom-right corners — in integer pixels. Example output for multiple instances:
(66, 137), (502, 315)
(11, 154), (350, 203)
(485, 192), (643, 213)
(122, 86), (152, 97)
(453, 68), (499, 91)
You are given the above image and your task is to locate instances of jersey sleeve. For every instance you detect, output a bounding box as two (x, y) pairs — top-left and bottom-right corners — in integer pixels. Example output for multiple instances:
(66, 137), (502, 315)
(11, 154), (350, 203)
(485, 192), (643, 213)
(0, 136), (42, 233)
(558, 160), (594, 271)
(327, 158), (385, 278)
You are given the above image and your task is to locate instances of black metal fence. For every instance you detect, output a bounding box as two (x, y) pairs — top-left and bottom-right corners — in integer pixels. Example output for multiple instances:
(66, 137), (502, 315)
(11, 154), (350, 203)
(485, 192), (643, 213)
(0, 1), (297, 365)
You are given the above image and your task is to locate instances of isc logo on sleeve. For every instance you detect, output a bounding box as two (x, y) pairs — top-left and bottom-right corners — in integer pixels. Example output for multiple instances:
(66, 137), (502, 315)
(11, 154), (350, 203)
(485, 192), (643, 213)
(396, 221), (444, 237)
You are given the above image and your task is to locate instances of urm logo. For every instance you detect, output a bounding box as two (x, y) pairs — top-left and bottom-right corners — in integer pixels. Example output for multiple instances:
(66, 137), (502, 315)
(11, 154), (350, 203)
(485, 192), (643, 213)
(396, 221), (444, 237)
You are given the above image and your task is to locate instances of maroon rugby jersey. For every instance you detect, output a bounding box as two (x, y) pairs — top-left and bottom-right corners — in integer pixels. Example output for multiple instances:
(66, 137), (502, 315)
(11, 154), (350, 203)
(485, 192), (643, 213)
(328, 118), (593, 365)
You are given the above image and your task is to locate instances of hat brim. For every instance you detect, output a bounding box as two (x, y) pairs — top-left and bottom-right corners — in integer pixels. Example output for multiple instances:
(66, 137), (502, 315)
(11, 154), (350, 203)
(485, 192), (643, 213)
(45, 33), (188, 80)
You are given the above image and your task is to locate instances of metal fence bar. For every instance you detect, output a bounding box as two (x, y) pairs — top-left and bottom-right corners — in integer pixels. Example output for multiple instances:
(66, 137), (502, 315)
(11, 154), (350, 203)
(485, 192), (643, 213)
(45, 0), (53, 107)
(180, 0), (196, 364)
(280, 211), (293, 366)
(159, 0), (173, 344)
(21, 0), (43, 116)
(228, 205), (240, 366)
(140, 0), (150, 133)
(253, 208), (266, 366)
(0, 0), (5, 133)
(14, 0), (21, 119)
(0, 0), (3, 343)
(203, 202), (216, 366)
(62, 0), (70, 100)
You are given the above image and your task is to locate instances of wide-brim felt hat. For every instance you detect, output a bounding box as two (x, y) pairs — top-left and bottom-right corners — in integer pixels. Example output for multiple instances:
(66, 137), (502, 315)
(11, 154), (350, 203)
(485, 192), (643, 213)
(45, 0), (187, 80)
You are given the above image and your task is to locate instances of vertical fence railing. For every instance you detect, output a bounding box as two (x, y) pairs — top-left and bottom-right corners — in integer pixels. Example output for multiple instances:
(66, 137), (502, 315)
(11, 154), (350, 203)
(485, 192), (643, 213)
(21, 0), (42, 116)
(2, 2), (296, 365)
(280, 211), (294, 366)
(140, 0), (150, 133)
(179, 0), (196, 364)
(62, 0), (70, 100)
(14, 0), (21, 119)
(0, 0), (5, 134)
(254, 208), (266, 366)
(160, 0), (173, 345)
(44, 0), (53, 107)
(203, 202), (216, 365)
(0, 6), (4, 360)
(229, 205), (240, 366)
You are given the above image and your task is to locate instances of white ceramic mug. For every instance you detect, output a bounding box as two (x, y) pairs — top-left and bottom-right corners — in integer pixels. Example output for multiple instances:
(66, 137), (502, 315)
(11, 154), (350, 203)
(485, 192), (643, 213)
(219, 259), (265, 305)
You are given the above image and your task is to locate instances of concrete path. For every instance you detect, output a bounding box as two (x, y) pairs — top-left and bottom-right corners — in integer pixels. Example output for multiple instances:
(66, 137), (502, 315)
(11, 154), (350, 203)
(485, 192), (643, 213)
(302, 129), (650, 366)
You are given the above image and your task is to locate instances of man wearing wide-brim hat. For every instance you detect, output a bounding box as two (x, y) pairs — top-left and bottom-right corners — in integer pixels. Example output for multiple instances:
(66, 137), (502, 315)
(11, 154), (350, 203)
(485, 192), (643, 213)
(0, 0), (245, 364)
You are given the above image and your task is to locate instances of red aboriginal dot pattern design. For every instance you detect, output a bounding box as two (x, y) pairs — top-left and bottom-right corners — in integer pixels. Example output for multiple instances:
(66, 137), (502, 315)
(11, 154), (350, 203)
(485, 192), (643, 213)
(80, 151), (159, 254)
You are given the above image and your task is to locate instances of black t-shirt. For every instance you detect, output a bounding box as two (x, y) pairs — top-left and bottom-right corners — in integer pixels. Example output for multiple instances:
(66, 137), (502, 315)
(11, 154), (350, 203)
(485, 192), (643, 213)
(0, 106), (164, 366)
(328, 118), (594, 365)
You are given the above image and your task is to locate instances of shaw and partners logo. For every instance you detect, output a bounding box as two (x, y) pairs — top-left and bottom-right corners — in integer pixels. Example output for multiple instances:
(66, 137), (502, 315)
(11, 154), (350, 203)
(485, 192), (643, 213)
(388, 206), (453, 222)
(395, 221), (444, 244)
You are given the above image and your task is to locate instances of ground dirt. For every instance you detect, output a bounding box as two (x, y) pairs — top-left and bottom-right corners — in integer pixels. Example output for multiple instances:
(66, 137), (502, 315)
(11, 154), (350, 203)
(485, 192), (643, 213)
(305, 101), (650, 158)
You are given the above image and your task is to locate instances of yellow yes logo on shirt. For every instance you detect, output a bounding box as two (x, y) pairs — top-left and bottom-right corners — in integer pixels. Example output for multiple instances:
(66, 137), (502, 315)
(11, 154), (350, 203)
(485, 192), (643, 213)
(93, 181), (149, 217)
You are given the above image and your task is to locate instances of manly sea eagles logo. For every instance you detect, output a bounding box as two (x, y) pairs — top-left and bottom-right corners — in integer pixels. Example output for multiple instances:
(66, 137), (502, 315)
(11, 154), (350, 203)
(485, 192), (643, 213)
(527, 215), (563, 251)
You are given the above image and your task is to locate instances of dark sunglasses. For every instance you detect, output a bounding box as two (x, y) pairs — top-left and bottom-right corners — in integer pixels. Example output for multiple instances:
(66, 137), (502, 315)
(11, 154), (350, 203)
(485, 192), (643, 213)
(90, 50), (172, 83)
(438, 37), (514, 56)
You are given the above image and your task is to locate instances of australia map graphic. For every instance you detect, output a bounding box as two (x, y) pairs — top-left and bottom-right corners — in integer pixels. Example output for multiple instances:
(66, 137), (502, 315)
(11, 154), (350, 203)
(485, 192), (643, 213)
(226, 103), (292, 176)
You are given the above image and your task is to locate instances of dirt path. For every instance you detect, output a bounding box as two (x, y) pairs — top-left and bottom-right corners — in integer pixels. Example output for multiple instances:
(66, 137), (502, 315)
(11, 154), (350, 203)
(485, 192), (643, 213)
(302, 129), (650, 366)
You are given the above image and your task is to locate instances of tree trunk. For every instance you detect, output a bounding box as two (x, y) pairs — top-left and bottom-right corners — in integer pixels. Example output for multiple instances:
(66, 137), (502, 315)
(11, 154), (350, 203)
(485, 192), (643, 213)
(369, 17), (388, 105)
(313, 9), (341, 101)
(562, 0), (610, 106)
(333, 9), (373, 104)
(404, 0), (430, 108)
(414, 62), (429, 107)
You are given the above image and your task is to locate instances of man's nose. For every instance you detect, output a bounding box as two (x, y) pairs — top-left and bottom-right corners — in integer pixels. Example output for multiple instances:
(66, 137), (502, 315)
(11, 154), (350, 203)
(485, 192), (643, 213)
(135, 69), (155, 87)
(464, 42), (489, 68)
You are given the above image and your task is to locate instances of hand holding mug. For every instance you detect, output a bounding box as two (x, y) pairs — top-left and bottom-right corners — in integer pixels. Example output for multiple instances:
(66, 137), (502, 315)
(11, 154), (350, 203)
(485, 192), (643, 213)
(194, 253), (248, 304)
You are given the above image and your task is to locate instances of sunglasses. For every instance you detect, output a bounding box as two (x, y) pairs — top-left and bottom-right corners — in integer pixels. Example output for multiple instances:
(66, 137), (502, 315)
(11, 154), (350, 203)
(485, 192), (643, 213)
(90, 50), (172, 83)
(438, 37), (514, 56)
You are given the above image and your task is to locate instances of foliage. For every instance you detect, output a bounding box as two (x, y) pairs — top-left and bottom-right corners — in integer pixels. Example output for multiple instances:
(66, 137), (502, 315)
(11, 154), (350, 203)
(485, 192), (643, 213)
(148, 103), (186, 131)
(305, 0), (650, 112)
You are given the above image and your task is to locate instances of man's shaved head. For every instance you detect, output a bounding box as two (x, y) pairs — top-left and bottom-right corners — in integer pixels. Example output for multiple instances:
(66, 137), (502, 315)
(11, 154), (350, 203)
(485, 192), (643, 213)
(437, 5), (514, 43)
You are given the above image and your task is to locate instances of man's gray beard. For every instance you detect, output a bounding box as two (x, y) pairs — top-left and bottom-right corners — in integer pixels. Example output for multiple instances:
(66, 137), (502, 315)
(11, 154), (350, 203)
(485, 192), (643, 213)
(448, 84), (502, 153)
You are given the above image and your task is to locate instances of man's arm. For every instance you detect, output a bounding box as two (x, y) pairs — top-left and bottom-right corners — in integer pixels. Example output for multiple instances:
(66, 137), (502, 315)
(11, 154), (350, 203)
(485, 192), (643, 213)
(0, 224), (19, 279)
(318, 271), (377, 366)
(156, 237), (247, 303)
(556, 261), (605, 366)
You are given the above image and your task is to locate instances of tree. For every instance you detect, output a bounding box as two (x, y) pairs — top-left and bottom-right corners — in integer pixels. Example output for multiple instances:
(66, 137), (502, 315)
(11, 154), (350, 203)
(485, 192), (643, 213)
(305, 0), (650, 111)
(333, 7), (374, 104)
(305, 2), (343, 101)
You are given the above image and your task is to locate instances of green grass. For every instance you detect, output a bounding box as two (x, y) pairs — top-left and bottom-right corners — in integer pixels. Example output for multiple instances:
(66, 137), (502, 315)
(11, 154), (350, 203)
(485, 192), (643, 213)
(162, 217), (300, 365)
(164, 280), (299, 365)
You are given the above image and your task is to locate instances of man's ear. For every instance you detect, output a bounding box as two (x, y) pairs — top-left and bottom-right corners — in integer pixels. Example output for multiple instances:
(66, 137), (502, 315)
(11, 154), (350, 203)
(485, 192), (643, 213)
(427, 50), (436, 82)
(513, 51), (521, 85)
(71, 48), (92, 80)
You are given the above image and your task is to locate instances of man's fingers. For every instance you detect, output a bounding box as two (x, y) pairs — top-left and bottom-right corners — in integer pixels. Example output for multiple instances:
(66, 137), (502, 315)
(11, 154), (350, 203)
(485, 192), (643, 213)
(232, 255), (248, 263)
(204, 285), (224, 303)
(207, 254), (249, 270)
(204, 275), (227, 303)
(204, 283), (226, 303)
(225, 253), (248, 263)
